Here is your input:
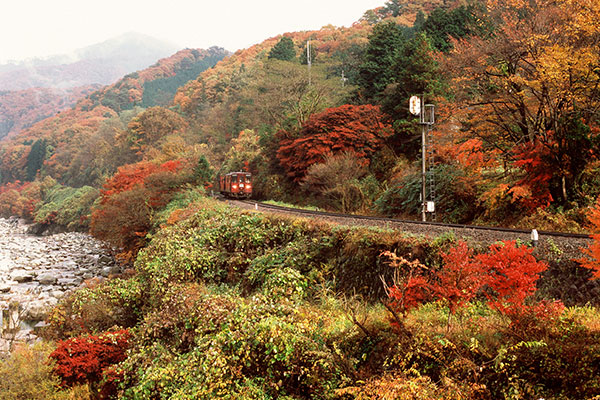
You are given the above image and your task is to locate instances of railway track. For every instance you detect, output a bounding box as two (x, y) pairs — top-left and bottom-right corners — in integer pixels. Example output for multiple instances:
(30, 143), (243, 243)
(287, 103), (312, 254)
(237, 200), (590, 239)
(229, 199), (593, 261)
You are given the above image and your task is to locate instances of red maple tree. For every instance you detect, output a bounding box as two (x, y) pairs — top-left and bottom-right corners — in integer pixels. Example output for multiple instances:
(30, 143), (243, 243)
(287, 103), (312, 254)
(276, 104), (393, 181)
(432, 241), (488, 314)
(383, 240), (549, 330)
(90, 159), (190, 263)
(475, 241), (548, 315)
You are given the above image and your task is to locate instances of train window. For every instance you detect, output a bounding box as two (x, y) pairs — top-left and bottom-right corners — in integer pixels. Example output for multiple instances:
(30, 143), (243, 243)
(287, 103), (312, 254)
(232, 175), (238, 183)
(239, 175), (246, 183)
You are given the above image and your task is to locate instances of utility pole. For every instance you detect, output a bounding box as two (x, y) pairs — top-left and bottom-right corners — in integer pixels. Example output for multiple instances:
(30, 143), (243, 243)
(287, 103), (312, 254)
(409, 95), (435, 222)
(307, 40), (312, 86)
(420, 96), (427, 222)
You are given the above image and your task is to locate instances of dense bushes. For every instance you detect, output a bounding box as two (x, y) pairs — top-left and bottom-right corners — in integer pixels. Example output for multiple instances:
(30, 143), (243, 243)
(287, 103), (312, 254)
(33, 196), (600, 399)
(45, 277), (143, 340)
(0, 342), (89, 400)
(115, 286), (353, 399)
(49, 330), (131, 393)
(0, 178), (99, 230)
(302, 152), (381, 213)
(33, 184), (99, 230)
(132, 197), (447, 300)
(90, 159), (196, 263)
(376, 163), (479, 223)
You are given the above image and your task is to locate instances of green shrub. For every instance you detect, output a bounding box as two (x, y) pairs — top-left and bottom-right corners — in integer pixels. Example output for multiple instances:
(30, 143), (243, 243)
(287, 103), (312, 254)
(134, 197), (442, 301)
(34, 184), (99, 230)
(262, 266), (309, 302)
(151, 186), (205, 228)
(44, 277), (143, 340)
(118, 291), (354, 399)
(376, 163), (479, 223)
(485, 317), (600, 399)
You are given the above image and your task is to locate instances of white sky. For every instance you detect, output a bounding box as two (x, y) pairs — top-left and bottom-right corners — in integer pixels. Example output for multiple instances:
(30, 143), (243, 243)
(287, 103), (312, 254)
(1, 0), (385, 63)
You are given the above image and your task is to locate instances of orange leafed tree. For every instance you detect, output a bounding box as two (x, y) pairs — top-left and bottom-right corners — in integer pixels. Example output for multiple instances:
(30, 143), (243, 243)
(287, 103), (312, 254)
(276, 104), (393, 181)
(446, 0), (600, 207)
(126, 107), (187, 157)
(581, 197), (600, 279)
(90, 159), (190, 263)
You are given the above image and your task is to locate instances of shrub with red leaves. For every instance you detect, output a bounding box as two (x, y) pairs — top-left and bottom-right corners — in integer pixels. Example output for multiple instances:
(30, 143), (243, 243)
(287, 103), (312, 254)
(90, 159), (193, 263)
(432, 241), (488, 314)
(383, 240), (550, 331)
(49, 329), (131, 388)
(476, 240), (548, 314)
(381, 251), (433, 335)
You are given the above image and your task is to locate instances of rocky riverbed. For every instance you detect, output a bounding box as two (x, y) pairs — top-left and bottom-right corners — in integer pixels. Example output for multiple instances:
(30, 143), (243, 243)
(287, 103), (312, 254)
(0, 217), (119, 349)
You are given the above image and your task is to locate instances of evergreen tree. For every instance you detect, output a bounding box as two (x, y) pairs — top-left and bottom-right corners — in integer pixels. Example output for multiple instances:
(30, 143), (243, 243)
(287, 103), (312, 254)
(420, 6), (479, 52)
(268, 37), (296, 61)
(393, 33), (442, 99)
(380, 33), (444, 148)
(357, 21), (405, 102)
(25, 139), (47, 181)
(194, 155), (214, 186)
(384, 0), (403, 17)
(414, 10), (426, 31)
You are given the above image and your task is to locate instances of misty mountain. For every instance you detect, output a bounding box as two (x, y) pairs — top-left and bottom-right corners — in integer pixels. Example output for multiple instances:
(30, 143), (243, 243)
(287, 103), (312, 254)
(0, 32), (180, 91)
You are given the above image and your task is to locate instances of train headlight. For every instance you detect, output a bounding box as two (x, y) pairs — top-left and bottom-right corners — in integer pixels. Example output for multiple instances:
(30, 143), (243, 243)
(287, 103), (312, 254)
(240, 184), (245, 188)
(232, 184), (238, 189)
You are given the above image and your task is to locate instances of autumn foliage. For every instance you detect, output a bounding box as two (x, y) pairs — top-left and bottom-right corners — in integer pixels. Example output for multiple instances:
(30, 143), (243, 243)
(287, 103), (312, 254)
(0, 181), (37, 218)
(382, 251), (432, 316)
(277, 104), (392, 181)
(476, 241), (549, 315)
(49, 329), (131, 388)
(581, 197), (600, 279)
(446, 0), (600, 208)
(434, 241), (487, 313)
(510, 139), (555, 210)
(384, 240), (549, 324)
(0, 86), (98, 140)
(90, 159), (192, 263)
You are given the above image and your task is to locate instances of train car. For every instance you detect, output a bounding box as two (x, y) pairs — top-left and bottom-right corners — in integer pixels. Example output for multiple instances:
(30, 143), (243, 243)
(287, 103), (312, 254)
(219, 171), (252, 199)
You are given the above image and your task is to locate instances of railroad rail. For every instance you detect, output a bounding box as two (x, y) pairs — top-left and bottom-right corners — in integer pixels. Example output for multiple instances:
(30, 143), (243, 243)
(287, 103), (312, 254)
(227, 199), (595, 261)
(237, 200), (591, 240)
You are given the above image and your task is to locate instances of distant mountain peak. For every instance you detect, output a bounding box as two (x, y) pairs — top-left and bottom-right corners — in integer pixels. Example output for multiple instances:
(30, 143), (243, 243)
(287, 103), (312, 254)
(74, 32), (180, 62)
(0, 33), (181, 91)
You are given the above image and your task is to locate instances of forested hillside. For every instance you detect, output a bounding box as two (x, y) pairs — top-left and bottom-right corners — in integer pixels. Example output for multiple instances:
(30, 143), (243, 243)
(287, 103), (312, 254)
(0, 47), (228, 188)
(0, 86), (100, 140)
(1, 1), (600, 398)
(0, 33), (184, 140)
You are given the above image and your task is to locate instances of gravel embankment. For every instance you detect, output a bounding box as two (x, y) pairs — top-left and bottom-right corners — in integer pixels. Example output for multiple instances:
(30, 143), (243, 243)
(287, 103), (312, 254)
(230, 200), (593, 262)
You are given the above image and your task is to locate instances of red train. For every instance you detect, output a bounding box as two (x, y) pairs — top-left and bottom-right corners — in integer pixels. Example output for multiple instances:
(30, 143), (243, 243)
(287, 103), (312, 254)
(219, 172), (252, 198)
